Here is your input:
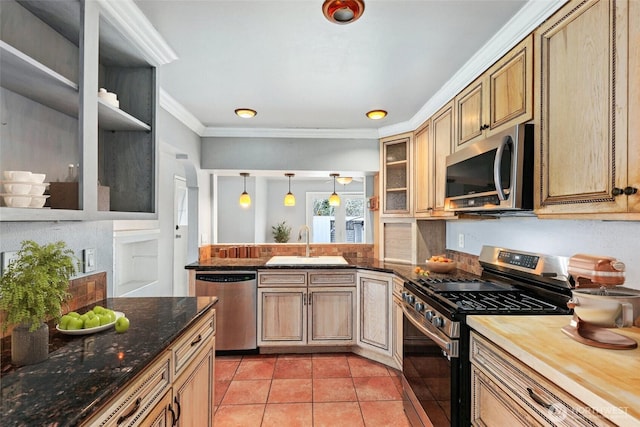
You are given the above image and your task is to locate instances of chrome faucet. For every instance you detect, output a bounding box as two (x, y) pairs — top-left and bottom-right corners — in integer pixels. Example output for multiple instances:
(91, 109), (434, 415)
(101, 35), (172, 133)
(298, 225), (311, 257)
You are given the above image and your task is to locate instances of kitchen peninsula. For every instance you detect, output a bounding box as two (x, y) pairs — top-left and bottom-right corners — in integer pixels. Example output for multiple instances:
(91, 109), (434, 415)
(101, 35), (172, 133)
(1, 297), (217, 427)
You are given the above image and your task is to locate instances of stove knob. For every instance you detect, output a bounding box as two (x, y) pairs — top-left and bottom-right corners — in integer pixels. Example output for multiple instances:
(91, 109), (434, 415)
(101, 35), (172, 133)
(431, 316), (444, 328)
(424, 310), (435, 321)
(415, 302), (424, 312)
(406, 294), (415, 304)
(401, 292), (409, 301)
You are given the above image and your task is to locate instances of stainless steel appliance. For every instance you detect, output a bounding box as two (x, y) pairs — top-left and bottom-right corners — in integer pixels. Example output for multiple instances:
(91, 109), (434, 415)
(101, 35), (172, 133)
(195, 271), (257, 351)
(401, 246), (573, 427)
(444, 123), (534, 213)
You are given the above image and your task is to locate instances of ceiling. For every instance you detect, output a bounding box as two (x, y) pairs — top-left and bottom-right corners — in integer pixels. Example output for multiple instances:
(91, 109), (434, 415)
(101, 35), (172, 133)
(134, 0), (529, 135)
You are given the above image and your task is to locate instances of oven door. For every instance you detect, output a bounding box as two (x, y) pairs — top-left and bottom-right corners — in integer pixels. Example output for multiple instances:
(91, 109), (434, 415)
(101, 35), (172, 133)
(402, 305), (459, 427)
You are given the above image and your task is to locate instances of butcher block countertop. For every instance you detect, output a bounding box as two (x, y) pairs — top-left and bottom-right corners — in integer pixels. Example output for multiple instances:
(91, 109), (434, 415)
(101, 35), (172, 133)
(467, 315), (640, 426)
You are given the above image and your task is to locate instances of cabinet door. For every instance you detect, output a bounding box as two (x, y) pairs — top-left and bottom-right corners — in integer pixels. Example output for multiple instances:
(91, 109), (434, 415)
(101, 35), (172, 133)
(392, 297), (403, 369)
(430, 101), (455, 215)
(357, 273), (391, 353)
(535, 0), (629, 215)
(141, 391), (172, 427)
(455, 77), (486, 148)
(628, 0), (640, 213)
(413, 122), (433, 216)
(258, 288), (306, 345)
(308, 287), (355, 344)
(173, 338), (215, 427)
(381, 134), (412, 215)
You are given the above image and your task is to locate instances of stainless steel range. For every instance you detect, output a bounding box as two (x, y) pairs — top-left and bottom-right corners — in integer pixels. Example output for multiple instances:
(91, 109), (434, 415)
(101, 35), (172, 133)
(401, 246), (573, 427)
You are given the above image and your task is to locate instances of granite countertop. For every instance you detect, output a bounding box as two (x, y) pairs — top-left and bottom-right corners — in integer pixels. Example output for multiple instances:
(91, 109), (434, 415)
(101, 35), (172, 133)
(467, 315), (640, 426)
(1, 296), (217, 427)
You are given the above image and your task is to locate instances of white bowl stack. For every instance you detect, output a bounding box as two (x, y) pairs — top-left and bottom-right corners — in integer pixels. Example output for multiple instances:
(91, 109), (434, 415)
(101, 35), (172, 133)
(1, 171), (50, 208)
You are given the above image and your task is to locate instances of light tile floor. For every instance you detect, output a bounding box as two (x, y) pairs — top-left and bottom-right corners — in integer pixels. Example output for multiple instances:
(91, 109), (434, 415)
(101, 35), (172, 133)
(215, 353), (412, 427)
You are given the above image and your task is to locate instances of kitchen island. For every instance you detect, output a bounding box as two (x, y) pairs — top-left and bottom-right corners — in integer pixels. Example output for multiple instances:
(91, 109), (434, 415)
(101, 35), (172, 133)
(468, 315), (640, 426)
(1, 296), (217, 426)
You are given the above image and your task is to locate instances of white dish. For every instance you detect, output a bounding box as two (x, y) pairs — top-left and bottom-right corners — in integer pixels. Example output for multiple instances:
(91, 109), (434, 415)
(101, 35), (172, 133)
(29, 195), (49, 208)
(28, 182), (49, 196)
(2, 194), (32, 207)
(3, 171), (32, 181)
(56, 311), (125, 335)
(2, 181), (32, 195)
(30, 173), (46, 184)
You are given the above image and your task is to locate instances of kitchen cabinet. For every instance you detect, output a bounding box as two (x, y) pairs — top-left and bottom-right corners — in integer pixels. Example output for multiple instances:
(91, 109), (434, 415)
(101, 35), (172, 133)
(0, 0), (169, 221)
(430, 101), (456, 216)
(534, 0), (639, 218)
(470, 331), (615, 427)
(356, 270), (393, 359)
(454, 35), (533, 150)
(258, 270), (356, 346)
(392, 276), (403, 369)
(380, 133), (413, 216)
(413, 121), (432, 216)
(82, 308), (216, 427)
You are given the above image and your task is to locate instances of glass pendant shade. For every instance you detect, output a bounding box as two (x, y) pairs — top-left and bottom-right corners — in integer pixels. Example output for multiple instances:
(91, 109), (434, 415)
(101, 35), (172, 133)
(239, 173), (251, 208)
(329, 173), (340, 206)
(284, 173), (296, 206)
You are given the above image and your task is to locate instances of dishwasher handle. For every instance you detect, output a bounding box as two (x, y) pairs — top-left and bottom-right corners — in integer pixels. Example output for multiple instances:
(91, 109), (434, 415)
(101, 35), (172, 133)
(195, 273), (256, 283)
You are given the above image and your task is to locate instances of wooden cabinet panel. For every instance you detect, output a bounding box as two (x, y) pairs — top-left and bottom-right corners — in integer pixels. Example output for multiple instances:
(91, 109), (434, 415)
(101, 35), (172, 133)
(381, 134), (412, 216)
(413, 122), (432, 216)
(258, 288), (306, 344)
(141, 391), (172, 427)
(431, 102), (454, 215)
(456, 79), (485, 147)
(173, 338), (215, 427)
(358, 273), (391, 352)
(534, 0), (635, 216)
(309, 287), (355, 343)
(309, 270), (356, 286)
(259, 271), (307, 287)
(628, 0), (640, 213)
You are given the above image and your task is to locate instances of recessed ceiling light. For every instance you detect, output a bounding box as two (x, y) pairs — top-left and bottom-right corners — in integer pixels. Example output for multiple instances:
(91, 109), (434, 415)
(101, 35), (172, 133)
(322, 0), (365, 25)
(366, 110), (387, 120)
(235, 108), (257, 118)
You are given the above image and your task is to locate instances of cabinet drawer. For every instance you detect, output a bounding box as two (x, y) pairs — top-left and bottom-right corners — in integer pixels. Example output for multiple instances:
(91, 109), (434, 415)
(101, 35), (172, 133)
(470, 333), (616, 426)
(82, 354), (171, 427)
(392, 276), (404, 298)
(309, 270), (356, 286)
(259, 271), (307, 287)
(172, 309), (216, 378)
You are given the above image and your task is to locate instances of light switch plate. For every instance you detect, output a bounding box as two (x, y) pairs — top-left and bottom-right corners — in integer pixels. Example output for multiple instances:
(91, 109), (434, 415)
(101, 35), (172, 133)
(83, 248), (96, 273)
(1, 251), (18, 276)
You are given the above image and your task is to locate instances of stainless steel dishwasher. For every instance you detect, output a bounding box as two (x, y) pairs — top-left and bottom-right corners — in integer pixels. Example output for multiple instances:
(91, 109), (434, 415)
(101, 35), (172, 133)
(195, 271), (257, 351)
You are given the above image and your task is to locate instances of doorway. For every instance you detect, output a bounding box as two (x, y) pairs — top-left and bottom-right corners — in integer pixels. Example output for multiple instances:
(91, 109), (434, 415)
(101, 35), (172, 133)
(173, 175), (188, 295)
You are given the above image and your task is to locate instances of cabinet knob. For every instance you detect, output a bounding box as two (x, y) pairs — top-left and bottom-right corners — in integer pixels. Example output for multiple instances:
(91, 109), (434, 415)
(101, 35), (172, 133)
(624, 186), (638, 196)
(480, 124), (490, 131)
(613, 186), (638, 196)
(613, 187), (624, 196)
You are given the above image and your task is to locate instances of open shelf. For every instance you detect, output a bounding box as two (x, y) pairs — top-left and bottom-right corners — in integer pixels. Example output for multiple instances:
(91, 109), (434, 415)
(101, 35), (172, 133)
(98, 99), (151, 131)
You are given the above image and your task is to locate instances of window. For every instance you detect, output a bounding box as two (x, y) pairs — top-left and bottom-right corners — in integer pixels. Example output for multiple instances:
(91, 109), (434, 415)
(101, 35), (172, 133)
(306, 192), (365, 243)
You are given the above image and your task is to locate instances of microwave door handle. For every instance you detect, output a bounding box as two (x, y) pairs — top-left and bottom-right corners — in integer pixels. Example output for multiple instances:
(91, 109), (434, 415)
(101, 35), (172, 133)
(493, 135), (511, 201)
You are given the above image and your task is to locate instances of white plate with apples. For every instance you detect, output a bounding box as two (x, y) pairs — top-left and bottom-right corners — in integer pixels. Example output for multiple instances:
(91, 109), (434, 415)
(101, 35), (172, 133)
(56, 311), (125, 335)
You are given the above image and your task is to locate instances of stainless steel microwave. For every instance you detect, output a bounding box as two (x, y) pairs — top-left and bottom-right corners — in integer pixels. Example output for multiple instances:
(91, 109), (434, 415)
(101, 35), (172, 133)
(444, 123), (534, 213)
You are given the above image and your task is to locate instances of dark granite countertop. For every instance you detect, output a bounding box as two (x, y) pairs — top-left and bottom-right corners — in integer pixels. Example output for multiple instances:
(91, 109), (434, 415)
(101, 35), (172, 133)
(1, 296), (217, 427)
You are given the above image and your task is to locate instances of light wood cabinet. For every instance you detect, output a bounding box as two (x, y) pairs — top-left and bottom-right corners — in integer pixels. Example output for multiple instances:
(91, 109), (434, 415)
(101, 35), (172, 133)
(534, 0), (638, 218)
(258, 270), (356, 347)
(455, 35), (533, 149)
(430, 101), (455, 216)
(413, 121), (432, 216)
(470, 331), (616, 426)
(357, 271), (393, 357)
(83, 309), (216, 427)
(381, 133), (413, 216)
(392, 276), (403, 369)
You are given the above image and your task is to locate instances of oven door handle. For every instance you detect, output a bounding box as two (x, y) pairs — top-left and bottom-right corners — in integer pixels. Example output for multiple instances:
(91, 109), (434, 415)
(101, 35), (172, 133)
(402, 305), (458, 358)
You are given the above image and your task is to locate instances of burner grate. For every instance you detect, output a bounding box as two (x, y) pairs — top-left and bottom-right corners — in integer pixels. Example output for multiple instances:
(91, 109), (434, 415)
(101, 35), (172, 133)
(440, 291), (561, 313)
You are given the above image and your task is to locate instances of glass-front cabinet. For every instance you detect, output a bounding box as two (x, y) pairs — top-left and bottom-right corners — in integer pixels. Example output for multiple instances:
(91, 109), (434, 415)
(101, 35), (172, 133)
(381, 134), (412, 216)
(0, 0), (170, 221)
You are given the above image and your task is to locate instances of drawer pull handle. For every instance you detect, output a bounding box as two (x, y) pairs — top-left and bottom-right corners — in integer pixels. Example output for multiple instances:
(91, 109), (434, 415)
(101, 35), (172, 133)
(117, 397), (141, 424)
(174, 396), (182, 424)
(191, 334), (202, 346)
(527, 387), (555, 412)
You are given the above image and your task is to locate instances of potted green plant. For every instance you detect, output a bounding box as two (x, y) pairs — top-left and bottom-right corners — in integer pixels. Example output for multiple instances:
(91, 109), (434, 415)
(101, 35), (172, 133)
(271, 221), (291, 243)
(0, 240), (77, 365)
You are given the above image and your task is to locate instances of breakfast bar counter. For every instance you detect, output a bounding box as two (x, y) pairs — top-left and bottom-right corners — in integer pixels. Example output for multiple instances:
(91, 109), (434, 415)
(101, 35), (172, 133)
(1, 296), (217, 427)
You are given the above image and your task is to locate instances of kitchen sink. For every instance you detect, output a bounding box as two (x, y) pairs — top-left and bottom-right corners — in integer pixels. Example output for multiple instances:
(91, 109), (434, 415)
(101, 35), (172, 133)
(265, 256), (349, 266)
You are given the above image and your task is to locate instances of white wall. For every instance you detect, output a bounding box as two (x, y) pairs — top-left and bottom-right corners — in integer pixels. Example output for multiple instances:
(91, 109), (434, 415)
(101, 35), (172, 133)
(447, 217), (640, 290)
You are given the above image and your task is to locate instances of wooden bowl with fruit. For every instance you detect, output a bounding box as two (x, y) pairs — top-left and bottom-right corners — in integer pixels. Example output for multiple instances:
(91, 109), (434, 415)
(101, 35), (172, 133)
(425, 255), (457, 274)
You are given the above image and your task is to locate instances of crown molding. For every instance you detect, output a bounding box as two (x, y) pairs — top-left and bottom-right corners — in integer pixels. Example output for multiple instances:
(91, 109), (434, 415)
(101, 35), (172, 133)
(201, 127), (380, 140)
(96, 0), (178, 66)
(378, 0), (568, 138)
(159, 89), (206, 135)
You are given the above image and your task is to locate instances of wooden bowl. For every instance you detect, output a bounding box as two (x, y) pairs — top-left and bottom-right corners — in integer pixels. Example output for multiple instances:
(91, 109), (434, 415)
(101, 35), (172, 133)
(425, 260), (457, 274)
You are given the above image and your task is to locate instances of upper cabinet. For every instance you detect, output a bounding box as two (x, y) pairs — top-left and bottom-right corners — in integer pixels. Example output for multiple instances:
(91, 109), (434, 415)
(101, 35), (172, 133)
(380, 133), (412, 216)
(413, 121), (431, 216)
(534, 0), (639, 218)
(455, 35), (533, 150)
(430, 101), (456, 216)
(0, 0), (173, 221)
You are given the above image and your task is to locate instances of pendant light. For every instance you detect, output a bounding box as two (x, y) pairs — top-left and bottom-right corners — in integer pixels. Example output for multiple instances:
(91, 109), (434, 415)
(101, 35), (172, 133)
(329, 173), (341, 207)
(284, 173), (296, 207)
(239, 172), (251, 208)
(322, 0), (365, 24)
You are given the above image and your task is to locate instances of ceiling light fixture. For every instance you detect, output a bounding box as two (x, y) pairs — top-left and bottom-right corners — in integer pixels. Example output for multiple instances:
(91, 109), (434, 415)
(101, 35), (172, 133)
(329, 173), (341, 206)
(239, 172), (251, 208)
(284, 173), (296, 207)
(235, 108), (257, 118)
(336, 176), (353, 185)
(322, 0), (365, 24)
(366, 110), (387, 120)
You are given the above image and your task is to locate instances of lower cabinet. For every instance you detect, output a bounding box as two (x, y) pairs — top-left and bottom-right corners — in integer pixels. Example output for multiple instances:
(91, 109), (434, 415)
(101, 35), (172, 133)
(357, 271), (393, 358)
(392, 276), (404, 368)
(81, 308), (216, 427)
(470, 331), (615, 427)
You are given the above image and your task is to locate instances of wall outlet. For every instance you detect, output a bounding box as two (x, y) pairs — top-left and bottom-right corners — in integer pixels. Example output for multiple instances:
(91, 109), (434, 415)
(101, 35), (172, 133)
(83, 248), (96, 273)
(458, 233), (465, 248)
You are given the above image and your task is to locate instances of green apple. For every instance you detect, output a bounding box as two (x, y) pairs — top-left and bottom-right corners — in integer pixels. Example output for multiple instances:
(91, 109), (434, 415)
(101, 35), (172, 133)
(97, 313), (112, 326)
(67, 311), (80, 318)
(84, 316), (101, 329)
(67, 317), (84, 330)
(115, 316), (130, 333)
(105, 309), (116, 323)
(79, 313), (90, 324)
(59, 314), (73, 330)
(93, 305), (106, 314)
(86, 311), (96, 319)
